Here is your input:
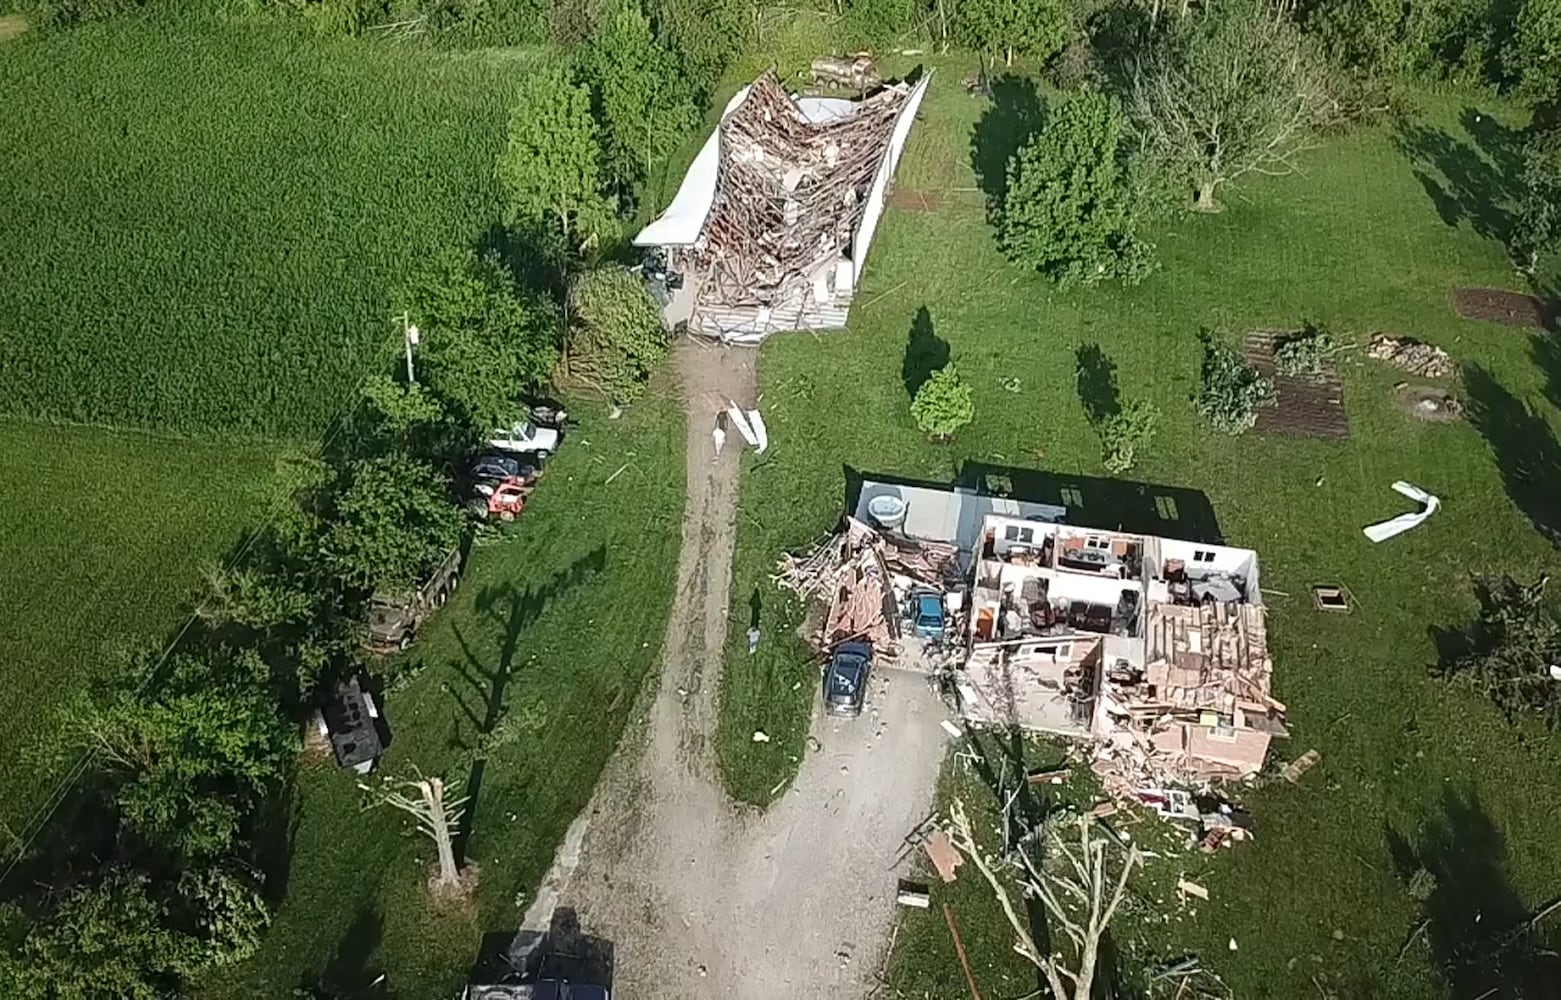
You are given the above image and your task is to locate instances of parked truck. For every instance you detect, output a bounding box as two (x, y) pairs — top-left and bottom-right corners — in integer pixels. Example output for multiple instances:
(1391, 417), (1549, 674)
(810, 55), (881, 91)
(362, 547), (462, 653)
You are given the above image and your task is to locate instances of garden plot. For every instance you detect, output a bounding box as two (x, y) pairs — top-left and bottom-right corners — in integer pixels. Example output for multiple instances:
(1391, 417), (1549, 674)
(1243, 329), (1350, 440)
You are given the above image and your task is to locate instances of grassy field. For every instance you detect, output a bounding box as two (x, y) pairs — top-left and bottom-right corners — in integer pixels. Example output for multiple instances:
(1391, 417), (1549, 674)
(0, 421), (282, 838)
(714, 54), (1561, 995)
(0, 11), (531, 437)
(203, 392), (685, 998)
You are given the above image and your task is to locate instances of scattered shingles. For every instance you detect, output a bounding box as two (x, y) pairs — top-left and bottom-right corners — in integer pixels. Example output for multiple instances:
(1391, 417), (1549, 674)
(1243, 329), (1350, 441)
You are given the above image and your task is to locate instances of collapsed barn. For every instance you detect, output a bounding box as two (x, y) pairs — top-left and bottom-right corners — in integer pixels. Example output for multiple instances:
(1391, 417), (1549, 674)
(634, 69), (932, 343)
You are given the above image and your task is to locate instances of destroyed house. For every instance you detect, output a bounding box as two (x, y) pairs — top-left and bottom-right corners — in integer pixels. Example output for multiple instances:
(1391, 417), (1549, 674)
(959, 514), (1287, 789)
(634, 69), (931, 342)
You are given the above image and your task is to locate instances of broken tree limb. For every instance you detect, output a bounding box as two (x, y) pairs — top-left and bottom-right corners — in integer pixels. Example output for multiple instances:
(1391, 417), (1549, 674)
(942, 902), (984, 1000)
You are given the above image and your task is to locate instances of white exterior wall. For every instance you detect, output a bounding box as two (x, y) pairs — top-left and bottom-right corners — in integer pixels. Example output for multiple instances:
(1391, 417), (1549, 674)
(848, 73), (933, 293)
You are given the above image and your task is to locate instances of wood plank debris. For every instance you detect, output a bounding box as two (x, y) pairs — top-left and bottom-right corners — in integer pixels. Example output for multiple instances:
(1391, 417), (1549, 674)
(1177, 878), (1210, 901)
(1282, 749), (1322, 784)
(923, 829), (964, 884)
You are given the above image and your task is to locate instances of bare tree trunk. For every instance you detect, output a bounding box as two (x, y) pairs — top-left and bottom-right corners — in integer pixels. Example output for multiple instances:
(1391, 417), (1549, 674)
(1195, 177), (1220, 212)
(362, 772), (468, 891)
(424, 778), (460, 887)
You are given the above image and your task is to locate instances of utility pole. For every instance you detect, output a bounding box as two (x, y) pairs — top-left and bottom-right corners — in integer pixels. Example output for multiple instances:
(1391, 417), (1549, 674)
(397, 312), (420, 385)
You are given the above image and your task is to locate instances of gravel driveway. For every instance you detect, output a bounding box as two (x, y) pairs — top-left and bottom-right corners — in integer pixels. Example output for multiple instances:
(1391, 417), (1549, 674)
(521, 341), (949, 998)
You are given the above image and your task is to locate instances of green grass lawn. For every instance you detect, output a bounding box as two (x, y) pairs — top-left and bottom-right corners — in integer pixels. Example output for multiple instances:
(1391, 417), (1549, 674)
(203, 391), (685, 998)
(715, 54), (1561, 995)
(0, 421), (283, 838)
(0, 11), (534, 437)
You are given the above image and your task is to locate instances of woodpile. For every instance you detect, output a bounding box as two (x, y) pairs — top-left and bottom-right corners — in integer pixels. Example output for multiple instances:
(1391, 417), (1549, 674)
(1366, 333), (1456, 378)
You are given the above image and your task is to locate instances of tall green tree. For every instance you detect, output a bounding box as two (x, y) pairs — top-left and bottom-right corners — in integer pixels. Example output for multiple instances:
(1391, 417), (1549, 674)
(498, 65), (617, 258)
(955, 0), (1068, 67)
(1510, 0), (1561, 96)
(58, 647), (296, 862)
(1000, 92), (1153, 284)
(402, 246), (558, 429)
(1125, 0), (1332, 210)
(650, 0), (752, 95)
(0, 866), (269, 999)
(1514, 122), (1561, 275)
(322, 454), (464, 596)
(579, 0), (699, 193)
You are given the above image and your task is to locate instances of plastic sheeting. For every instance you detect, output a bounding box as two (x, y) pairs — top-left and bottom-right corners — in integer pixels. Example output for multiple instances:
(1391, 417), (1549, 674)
(1363, 481), (1440, 542)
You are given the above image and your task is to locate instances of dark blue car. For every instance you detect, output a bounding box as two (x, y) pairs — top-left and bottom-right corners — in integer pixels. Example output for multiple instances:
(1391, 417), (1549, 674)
(823, 641), (873, 717)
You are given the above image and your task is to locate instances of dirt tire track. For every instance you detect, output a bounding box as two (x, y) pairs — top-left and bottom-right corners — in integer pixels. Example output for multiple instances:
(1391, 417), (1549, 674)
(532, 339), (948, 999)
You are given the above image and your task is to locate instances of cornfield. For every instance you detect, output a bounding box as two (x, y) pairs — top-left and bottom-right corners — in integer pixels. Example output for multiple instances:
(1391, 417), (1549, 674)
(0, 14), (534, 436)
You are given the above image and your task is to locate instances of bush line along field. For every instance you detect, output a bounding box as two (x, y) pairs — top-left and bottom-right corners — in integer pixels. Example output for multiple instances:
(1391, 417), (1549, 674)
(715, 54), (1561, 996)
(0, 12), (532, 437)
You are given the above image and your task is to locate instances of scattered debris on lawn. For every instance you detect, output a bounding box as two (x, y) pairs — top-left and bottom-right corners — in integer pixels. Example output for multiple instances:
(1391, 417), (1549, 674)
(1177, 878), (1209, 901)
(1282, 749), (1322, 784)
(1311, 585), (1351, 613)
(751, 730), (771, 743)
(1395, 382), (1464, 422)
(1365, 333), (1456, 378)
(924, 829), (965, 883)
(1363, 481), (1440, 542)
(1452, 286), (1559, 329)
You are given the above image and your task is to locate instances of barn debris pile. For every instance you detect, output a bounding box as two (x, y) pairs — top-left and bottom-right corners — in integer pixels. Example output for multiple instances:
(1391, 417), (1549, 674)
(695, 71), (912, 319)
(1091, 601), (1288, 800)
(1366, 333), (1456, 378)
(775, 517), (958, 655)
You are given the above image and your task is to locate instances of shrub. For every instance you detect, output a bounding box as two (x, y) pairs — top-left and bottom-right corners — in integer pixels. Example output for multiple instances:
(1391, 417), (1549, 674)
(1099, 399), (1160, 474)
(1000, 92), (1154, 285)
(1274, 329), (1339, 377)
(911, 364), (975, 441)
(566, 267), (669, 403)
(1436, 575), (1561, 728)
(1197, 338), (1274, 434)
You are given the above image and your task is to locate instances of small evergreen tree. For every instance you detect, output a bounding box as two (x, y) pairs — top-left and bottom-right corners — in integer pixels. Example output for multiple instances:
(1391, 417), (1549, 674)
(1000, 92), (1153, 285)
(1437, 575), (1561, 728)
(1099, 399), (1160, 474)
(911, 364), (974, 441)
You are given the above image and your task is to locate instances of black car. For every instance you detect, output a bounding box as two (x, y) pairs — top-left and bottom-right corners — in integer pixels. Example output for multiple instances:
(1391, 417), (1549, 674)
(469, 453), (540, 487)
(823, 641), (873, 717)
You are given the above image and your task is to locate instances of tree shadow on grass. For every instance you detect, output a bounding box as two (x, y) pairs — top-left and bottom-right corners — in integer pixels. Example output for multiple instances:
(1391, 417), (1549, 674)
(1394, 111), (1521, 251)
(445, 546), (608, 865)
(297, 904), (392, 999)
(970, 75), (1043, 221)
(902, 306), (949, 398)
(1464, 365), (1561, 547)
(1532, 332), (1561, 410)
(1385, 787), (1561, 999)
(1075, 343), (1120, 426)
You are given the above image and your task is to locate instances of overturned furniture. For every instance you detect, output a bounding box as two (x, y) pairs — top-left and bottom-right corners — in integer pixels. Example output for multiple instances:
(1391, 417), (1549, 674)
(635, 69), (932, 342)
